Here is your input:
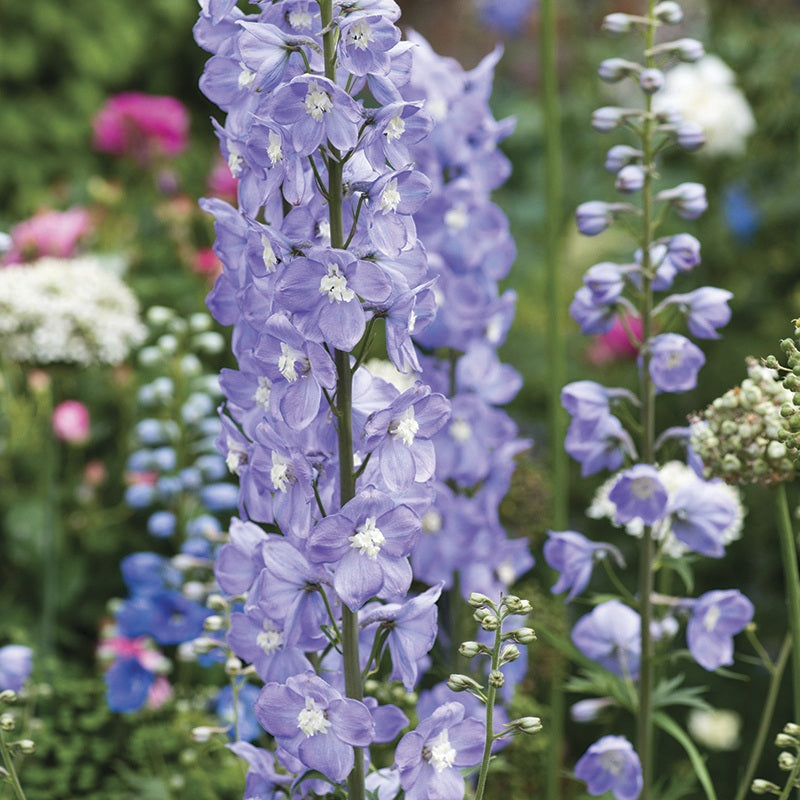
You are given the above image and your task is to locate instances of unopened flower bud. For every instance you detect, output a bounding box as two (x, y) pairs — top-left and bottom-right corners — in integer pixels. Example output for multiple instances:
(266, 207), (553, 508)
(500, 644), (520, 663)
(513, 716), (544, 735)
(206, 594), (228, 611)
(488, 670), (505, 688)
(751, 779), (781, 795)
(778, 751), (796, 771)
(459, 641), (482, 658)
(615, 165), (645, 194)
(674, 38), (705, 61)
(592, 106), (626, 133)
(0, 690), (16, 704)
(676, 122), (706, 152)
(480, 614), (500, 631)
(784, 723), (800, 736)
(0, 713), (15, 731)
(576, 201), (613, 236)
(598, 58), (639, 83)
(639, 68), (664, 94)
(654, 1), (683, 23)
(605, 145), (641, 172)
(203, 615), (225, 632)
(657, 182), (707, 219)
(16, 739), (35, 755)
(447, 673), (483, 693)
(191, 726), (215, 743)
(776, 733), (798, 748)
(602, 12), (635, 33)
(225, 656), (243, 675)
(512, 627), (537, 644)
(468, 592), (492, 608)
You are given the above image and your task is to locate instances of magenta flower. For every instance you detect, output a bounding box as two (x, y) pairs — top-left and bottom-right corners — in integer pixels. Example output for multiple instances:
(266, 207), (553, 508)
(574, 735), (643, 800)
(93, 92), (189, 162)
(5, 207), (92, 265)
(52, 400), (90, 444)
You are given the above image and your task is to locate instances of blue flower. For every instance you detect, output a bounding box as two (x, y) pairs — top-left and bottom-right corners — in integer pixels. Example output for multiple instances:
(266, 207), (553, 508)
(646, 333), (705, 393)
(574, 735), (643, 800)
(0, 645), (33, 692)
(544, 530), (624, 601)
(572, 600), (641, 680)
(608, 464), (668, 525)
(687, 589), (753, 670)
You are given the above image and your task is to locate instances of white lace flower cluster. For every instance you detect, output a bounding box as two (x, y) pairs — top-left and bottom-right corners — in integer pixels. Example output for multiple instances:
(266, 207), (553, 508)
(0, 256), (146, 366)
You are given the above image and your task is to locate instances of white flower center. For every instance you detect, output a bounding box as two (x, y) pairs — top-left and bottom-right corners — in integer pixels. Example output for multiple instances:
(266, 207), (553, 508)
(486, 315), (503, 345)
(227, 149), (244, 178)
(425, 95), (448, 122)
(384, 114), (406, 141)
(427, 730), (456, 773)
(225, 438), (248, 475)
(267, 131), (283, 166)
(379, 179), (401, 213)
(270, 452), (291, 492)
(319, 264), (355, 303)
(449, 418), (472, 443)
(348, 516), (385, 559)
(665, 351), (684, 369)
(703, 604), (721, 632)
(278, 342), (305, 382)
(408, 309), (417, 334)
(422, 509), (442, 534)
(304, 81), (333, 122)
(288, 10), (312, 29)
(253, 376), (271, 410)
(262, 235), (278, 272)
(238, 64), (256, 90)
(317, 220), (331, 245)
(256, 625), (284, 654)
(444, 204), (468, 232)
(599, 749), (627, 776)
(391, 406), (419, 446)
(296, 697), (331, 737)
(346, 20), (373, 50)
(631, 476), (656, 499)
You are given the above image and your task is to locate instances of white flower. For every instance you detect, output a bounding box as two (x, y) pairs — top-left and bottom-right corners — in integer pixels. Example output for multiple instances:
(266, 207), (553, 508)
(0, 256), (146, 366)
(687, 708), (741, 751)
(653, 55), (755, 157)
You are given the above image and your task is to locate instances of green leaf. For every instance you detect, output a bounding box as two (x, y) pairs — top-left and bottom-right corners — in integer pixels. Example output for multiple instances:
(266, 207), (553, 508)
(654, 712), (718, 800)
(652, 674), (712, 712)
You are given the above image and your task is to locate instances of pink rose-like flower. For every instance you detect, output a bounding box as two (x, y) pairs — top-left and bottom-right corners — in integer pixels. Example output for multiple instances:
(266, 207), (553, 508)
(52, 400), (90, 444)
(93, 92), (190, 162)
(586, 314), (644, 365)
(5, 207), (93, 264)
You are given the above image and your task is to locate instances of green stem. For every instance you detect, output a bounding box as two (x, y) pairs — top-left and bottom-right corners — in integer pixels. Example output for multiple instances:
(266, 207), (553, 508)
(39, 382), (59, 675)
(637, 3), (658, 793)
(320, 3), (364, 798)
(473, 625), (502, 800)
(732, 633), (791, 800)
(0, 730), (28, 800)
(776, 484), (800, 728)
(540, 0), (567, 792)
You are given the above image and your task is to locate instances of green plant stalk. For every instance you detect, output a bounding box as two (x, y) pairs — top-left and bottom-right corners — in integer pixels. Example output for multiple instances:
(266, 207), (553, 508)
(636, 2), (658, 793)
(776, 484), (800, 730)
(473, 625), (502, 800)
(0, 729), (28, 800)
(540, 0), (567, 792)
(779, 753), (800, 800)
(732, 633), (791, 800)
(320, 4), (364, 798)
(39, 381), (59, 673)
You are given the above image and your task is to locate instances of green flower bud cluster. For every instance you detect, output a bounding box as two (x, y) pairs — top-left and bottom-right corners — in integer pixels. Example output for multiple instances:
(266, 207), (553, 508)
(0, 689), (35, 794)
(689, 357), (797, 485)
(752, 722), (800, 795)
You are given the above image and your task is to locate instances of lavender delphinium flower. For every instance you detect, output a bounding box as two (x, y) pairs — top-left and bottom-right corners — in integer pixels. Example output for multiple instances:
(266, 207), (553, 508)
(572, 600), (641, 680)
(544, 531), (624, 601)
(686, 589), (754, 671)
(0, 645), (33, 693)
(607, 464), (668, 525)
(574, 735), (643, 800)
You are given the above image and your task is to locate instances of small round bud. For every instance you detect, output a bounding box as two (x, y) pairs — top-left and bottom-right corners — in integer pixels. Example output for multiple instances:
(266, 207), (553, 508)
(500, 644), (520, 663)
(778, 751), (796, 771)
(605, 145), (642, 173)
(513, 627), (538, 644)
(615, 165), (645, 194)
(598, 58), (639, 83)
(157, 334), (179, 355)
(0, 690), (17, 704)
(576, 201), (612, 236)
(784, 723), (800, 735)
(480, 615), (500, 631)
(447, 674), (483, 693)
(225, 656), (243, 675)
(676, 122), (706, 152)
(654, 2), (683, 24)
(16, 739), (35, 755)
(639, 68), (664, 94)
(473, 607), (492, 622)
(0, 713), (15, 731)
(764, 355), (781, 369)
(775, 733), (798, 748)
(767, 441), (787, 461)
(602, 12), (635, 33)
(592, 106), (626, 133)
(468, 592), (492, 608)
(191, 726), (215, 743)
(459, 641), (482, 658)
(675, 38), (705, 62)
(203, 615), (225, 632)
(488, 670), (505, 688)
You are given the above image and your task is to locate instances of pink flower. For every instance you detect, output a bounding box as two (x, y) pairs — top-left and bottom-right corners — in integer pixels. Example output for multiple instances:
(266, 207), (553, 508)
(586, 314), (643, 365)
(207, 156), (238, 202)
(5, 207), (92, 264)
(93, 92), (190, 163)
(52, 400), (90, 444)
(193, 247), (222, 279)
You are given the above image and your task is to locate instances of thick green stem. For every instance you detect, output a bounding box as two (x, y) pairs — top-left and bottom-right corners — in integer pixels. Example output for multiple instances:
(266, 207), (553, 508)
(637, 3), (657, 793)
(540, 0), (567, 792)
(776, 484), (800, 728)
(473, 626), (502, 800)
(732, 633), (791, 800)
(320, 3), (364, 797)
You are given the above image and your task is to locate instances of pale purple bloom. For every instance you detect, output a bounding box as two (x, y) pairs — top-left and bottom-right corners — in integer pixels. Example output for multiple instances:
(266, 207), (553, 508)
(668, 478), (737, 557)
(305, 488), (421, 610)
(395, 702), (485, 800)
(226, 741), (291, 799)
(687, 589), (754, 670)
(575, 735), (643, 800)
(561, 381), (638, 423)
(214, 517), (269, 595)
(608, 464), (668, 525)
(0, 645), (33, 692)
(647, 333), (705, 393)
(544, 530), (624, 601)
(583, 262), (629, 306)
(572, 600), (641, 679)
(565, 413), (637, 477)
(657, 287), (733, 339)
(361, 102), (432, 172)
(337, 14), (400, 76)
(255, 672), (374, 783)
(666, 233), (701, 272)
(570, 285), (618, 335)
